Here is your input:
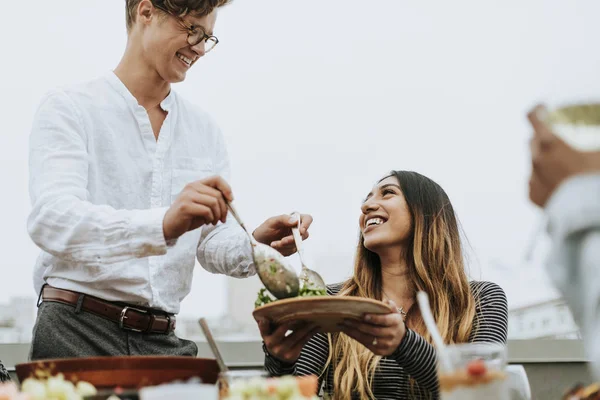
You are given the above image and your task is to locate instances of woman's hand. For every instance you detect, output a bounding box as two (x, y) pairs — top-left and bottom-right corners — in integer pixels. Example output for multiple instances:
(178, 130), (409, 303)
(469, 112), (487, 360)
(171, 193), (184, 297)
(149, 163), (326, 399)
(257, 319), (319, 364)
(339, 300), (406, 356)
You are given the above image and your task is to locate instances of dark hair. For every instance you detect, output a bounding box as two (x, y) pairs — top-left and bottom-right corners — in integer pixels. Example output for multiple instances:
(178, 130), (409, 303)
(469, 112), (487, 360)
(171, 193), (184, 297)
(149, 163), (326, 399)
(125, 0), (232, 32)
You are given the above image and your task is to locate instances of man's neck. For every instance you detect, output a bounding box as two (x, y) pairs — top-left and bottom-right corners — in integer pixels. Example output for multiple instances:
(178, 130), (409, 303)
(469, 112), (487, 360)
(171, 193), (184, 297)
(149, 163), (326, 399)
(114, 44), (171, 111)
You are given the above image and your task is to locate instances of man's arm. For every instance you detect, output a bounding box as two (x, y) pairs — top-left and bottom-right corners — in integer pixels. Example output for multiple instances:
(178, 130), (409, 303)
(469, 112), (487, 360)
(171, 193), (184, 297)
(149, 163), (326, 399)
(196, 216), (256, 277)
(544, 173), (600, 376)
(195, 118), (313, 276)
(28, 90), (170, 264)
(195, 127), (256, 278)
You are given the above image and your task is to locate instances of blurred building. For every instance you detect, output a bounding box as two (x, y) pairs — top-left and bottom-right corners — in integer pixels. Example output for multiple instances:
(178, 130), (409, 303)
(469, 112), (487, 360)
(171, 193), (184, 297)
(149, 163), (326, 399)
(0, 296), (36, 343)
(508, 298), (580, 340)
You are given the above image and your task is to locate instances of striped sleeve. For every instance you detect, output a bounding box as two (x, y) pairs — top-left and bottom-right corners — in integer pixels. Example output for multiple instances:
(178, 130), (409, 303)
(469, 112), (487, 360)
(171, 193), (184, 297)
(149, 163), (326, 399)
(295, 332), (331, 391)
(0, 360), (10, 382)
(390, 329), (439, 394)
(469, 281), (509, 343)
(262, 280), (508, 399)
(263, 283), (342, 380)
(390, 281), (508, 395)
(264, 343), (295, 377)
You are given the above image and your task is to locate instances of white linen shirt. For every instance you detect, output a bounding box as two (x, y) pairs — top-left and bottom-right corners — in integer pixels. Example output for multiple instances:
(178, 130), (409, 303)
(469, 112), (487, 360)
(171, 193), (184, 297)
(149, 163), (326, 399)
(28, 71), (255, 313)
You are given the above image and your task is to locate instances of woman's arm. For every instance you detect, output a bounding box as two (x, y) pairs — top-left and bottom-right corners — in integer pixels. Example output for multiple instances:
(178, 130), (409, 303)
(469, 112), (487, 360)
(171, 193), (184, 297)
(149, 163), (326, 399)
(264, 332), (330, 376)
(469, 281), (508, 343)
(264, 332), (331, 393)
(390, 281), (508, 394)
(263, 344), (296, 377)
(389, 329), (439, 394)
(263, 284), (343, 387)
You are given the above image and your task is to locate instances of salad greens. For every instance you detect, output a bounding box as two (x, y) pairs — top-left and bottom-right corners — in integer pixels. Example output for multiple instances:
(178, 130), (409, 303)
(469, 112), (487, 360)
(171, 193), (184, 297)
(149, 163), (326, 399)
(254, 285), (327, 308)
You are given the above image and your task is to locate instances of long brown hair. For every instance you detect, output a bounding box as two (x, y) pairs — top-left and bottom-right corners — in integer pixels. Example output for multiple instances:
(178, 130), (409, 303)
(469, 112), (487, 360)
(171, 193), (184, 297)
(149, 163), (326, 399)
(324, 170), (476, 399)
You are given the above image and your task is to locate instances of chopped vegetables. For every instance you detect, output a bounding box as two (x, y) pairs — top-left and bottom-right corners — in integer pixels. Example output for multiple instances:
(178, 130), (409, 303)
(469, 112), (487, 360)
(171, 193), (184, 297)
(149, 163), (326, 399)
(255, 288), (276, 308)
(224, 376), (318, 400)
(1, 373), (99, 400)
(298, 285), (327, 297)
(254, 285), (327, 308)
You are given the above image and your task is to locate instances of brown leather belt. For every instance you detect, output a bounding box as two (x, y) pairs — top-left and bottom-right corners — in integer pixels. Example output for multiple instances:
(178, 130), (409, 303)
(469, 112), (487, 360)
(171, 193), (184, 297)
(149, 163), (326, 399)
(41, 286), (176, 334)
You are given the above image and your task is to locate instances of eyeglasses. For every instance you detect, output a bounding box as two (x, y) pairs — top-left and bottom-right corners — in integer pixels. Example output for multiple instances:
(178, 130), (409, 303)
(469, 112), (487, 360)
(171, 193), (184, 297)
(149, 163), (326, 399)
(153, 3), (219, 53)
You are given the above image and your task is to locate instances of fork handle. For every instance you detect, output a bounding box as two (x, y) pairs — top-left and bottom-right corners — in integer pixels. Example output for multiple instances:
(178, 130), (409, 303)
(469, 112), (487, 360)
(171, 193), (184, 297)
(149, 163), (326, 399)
(290, 213), (305, 261)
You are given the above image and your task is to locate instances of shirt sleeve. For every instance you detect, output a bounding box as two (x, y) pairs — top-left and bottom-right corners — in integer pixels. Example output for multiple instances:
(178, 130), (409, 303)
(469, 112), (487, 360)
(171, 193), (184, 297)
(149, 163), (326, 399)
(263, 285), (341, 390)
(390, 281), (508, 395)
(27, 90), (169, 264)
(468, 281), (509, 343)
(263, 343), (296, 377)
(196, 121), (256, 278)
(544, 173), (600, 377)
(263, 333), (330, 392)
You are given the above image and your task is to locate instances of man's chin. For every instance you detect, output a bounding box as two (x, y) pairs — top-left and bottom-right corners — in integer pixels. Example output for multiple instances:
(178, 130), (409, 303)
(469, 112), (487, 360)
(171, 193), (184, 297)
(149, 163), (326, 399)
(167, 73), (186, 84)
(159, 69), (187, 84)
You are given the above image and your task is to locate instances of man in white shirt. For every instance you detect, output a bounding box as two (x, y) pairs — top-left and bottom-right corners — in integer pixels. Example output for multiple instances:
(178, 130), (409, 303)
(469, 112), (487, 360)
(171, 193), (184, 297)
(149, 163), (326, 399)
(528, 105), (600, 377)
(28, 0), (312, 360)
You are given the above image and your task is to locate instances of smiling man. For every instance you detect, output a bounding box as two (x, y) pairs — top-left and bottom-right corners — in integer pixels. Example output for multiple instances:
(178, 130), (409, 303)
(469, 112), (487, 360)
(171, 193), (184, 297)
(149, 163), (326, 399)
(27, 0), (312, 360)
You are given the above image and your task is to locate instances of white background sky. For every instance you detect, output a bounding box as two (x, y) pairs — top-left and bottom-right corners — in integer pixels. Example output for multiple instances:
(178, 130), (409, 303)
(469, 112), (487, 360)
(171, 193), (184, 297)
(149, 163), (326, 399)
(1, 1), (599, 319)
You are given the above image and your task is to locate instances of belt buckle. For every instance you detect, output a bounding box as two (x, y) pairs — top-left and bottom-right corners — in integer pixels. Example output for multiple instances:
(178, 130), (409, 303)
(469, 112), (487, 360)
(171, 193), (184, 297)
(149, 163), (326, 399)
(119, 306), (149, 332)
(166, 315), (176, 333)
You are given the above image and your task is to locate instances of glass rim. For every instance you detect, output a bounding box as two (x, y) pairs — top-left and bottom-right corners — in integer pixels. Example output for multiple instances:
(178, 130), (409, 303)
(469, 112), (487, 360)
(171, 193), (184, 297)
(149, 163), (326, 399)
(443, 342), (507, 352)
(218, 369), (269, 377)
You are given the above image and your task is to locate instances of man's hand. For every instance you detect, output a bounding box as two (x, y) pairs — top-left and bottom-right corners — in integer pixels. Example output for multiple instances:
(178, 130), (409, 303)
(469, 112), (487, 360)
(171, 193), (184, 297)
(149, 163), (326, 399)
(163, 175), (233, 241)
(253, 213), (313, 256)
(528, 104), (600, 207)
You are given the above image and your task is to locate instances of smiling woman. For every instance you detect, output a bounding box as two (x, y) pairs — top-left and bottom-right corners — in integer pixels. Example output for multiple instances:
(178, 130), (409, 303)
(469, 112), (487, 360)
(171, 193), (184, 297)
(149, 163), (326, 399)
(260, 171), (509, 399)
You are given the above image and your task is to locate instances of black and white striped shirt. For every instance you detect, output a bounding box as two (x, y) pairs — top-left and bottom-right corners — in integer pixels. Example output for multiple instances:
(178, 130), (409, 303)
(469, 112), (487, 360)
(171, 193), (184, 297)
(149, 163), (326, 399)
(264, 281), (508, 399)
(0, 360), (10, 383)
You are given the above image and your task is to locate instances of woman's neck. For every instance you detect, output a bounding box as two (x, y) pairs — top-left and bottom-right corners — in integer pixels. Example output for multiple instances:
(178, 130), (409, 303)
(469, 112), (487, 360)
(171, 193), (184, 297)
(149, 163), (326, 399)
(379, 253), (415, 308)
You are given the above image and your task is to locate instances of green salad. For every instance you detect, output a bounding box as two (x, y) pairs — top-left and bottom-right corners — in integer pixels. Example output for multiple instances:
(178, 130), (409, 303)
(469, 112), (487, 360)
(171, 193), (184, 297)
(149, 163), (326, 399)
(254, 285), (327, 308)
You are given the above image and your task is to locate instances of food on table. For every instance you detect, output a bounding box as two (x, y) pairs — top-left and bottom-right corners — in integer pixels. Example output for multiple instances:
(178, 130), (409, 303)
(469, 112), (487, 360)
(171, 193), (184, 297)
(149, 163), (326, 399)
(0, 372), (97, 400)
(439, 359), (507, 400)
(564, 382), (600, 400)
(564, 383), (586, 400)
(0, 382), (30, 400)
(465, 359), (486, 377)
(221, 375), (318, 400)
(254, 285), (327, 308)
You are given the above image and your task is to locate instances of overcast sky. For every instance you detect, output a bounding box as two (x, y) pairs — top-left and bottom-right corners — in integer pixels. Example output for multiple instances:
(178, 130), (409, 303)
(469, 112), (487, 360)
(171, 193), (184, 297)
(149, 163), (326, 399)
(1, 1), (599, 318)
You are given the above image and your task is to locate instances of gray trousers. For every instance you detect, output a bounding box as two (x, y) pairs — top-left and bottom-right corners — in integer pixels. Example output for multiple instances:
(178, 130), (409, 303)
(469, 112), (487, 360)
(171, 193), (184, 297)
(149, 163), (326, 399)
(29, 302), (198, 361)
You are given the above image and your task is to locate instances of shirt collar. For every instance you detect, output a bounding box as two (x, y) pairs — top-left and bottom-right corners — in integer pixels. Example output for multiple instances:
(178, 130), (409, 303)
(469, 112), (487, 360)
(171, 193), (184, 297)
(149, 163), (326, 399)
(105, 70), (175, 112)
